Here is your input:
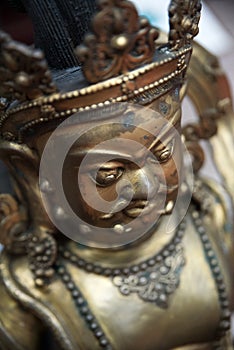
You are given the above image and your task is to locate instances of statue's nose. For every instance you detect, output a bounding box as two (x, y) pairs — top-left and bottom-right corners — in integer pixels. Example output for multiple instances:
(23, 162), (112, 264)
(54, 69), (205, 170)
(121, 163), (161, 201)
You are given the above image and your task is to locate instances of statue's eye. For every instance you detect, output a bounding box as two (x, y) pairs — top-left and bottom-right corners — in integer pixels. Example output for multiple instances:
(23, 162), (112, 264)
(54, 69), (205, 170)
(93, 167), (124, 186)
(153, 139), (175, 163)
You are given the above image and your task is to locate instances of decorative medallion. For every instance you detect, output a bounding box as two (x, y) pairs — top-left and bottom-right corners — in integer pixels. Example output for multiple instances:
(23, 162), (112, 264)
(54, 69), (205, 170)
(113, 244), (185, 308)
(76, 0), (159, 83)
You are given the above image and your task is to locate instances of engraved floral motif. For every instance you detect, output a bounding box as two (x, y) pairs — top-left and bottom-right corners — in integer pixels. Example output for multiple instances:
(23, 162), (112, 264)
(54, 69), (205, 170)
(113, 245), (185, 308)
(76, 0), (159, 83)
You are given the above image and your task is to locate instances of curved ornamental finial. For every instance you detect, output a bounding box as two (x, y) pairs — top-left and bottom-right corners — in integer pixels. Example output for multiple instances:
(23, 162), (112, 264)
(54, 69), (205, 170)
(0, 31), (57, 102)
(169, 0), (202, 48)
(76, 0), (159, 83)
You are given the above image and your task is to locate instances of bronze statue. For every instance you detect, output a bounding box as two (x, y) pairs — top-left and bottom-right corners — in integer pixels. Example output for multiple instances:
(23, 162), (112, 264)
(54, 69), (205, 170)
(0, 0), (234, 349)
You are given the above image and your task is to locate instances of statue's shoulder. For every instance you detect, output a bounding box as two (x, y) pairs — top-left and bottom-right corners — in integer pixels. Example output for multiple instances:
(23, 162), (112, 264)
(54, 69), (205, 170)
(0, 251), (43, 350)
(192, 177), (234, 286)
(0, 251), (77, 350)
(193, 176), (233, 232)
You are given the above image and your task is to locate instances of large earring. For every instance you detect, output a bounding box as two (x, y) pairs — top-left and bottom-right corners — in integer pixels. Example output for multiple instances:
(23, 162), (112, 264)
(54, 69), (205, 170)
(0, 194), (28, 254)
(27, 229), (57, 288)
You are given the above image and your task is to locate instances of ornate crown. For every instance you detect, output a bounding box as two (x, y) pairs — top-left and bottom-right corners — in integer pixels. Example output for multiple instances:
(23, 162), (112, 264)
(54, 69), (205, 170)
(0, 0), (201, 144)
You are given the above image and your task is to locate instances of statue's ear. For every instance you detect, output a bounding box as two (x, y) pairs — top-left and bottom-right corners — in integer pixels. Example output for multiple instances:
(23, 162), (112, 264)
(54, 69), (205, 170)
(0, 193), (28, 253)
(0, 141), (38, 253)
(0, 141), (54, 253)
(0, 140), (39, 204)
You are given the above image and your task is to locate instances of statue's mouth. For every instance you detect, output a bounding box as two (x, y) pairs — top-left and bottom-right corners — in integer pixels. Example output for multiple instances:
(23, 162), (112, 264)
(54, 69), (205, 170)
(99, 182), (179, 221)
(158, 184), (178, 195)
(123, 183), (179, 219)
(123, 200), (156, 218)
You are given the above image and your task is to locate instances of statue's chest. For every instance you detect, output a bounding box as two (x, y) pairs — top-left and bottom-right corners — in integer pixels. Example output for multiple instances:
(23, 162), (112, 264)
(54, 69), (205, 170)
(13, 216), (232, 350)
(55, 221), (231, 350)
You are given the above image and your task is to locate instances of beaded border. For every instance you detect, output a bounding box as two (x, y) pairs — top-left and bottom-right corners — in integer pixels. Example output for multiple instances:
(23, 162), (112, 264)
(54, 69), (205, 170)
(3, 45), (191, 115)
(0, 46), (191, 143)
(191, 209), (231, 349)
(59, 219), (186, 278)
(56, 262), (113, 350)
(0, 63), (187, 144)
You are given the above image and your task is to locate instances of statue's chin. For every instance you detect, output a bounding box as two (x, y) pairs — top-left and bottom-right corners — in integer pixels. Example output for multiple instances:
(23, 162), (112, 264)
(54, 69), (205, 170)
(60, 210), (163, 250)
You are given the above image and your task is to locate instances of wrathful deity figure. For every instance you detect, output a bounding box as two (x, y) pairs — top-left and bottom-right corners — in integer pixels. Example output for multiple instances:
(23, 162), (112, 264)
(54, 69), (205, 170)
(0, 0), (234, 349)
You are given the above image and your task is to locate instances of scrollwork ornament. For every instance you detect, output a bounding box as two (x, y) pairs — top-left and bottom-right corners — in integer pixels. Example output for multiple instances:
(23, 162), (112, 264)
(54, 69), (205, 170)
(76, 0), (159, 83)
(113, 245), (185, 308)
(0, 31), (57, 102)
(0, 194), (28, 254)
(182, 113), (219, 173)
(185, 140), (205, 173)
(169, 0), (202, 48)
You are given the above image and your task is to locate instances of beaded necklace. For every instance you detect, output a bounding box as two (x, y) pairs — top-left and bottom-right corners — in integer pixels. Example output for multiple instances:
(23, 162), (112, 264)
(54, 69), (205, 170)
(57, 208), (231, 349)
(191, 209), (231, 350)
(55, 219), (186, 349)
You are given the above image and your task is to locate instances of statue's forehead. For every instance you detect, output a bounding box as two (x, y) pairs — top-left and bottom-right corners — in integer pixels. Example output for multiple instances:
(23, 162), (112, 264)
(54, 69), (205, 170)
(33, 103), (180, 157)
(57, 124), (179, 170)
(55, 110), (175, 140)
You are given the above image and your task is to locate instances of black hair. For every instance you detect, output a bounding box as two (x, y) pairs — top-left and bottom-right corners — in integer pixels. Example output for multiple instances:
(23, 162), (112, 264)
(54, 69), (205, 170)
(9, 0), (97, 69)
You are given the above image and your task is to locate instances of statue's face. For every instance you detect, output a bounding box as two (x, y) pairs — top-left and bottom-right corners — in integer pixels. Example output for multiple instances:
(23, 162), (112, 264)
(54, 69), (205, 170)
(67, 126), (179, 219)
(36, 96), (183, 246)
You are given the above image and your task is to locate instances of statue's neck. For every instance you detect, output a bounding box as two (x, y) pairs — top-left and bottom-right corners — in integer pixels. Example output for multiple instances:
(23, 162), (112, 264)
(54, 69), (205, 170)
(61, 213), (182, 267)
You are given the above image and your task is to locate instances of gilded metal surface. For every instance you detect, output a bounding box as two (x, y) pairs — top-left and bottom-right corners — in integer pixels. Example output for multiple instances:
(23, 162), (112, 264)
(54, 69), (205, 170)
(0, 0), (233, 349)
